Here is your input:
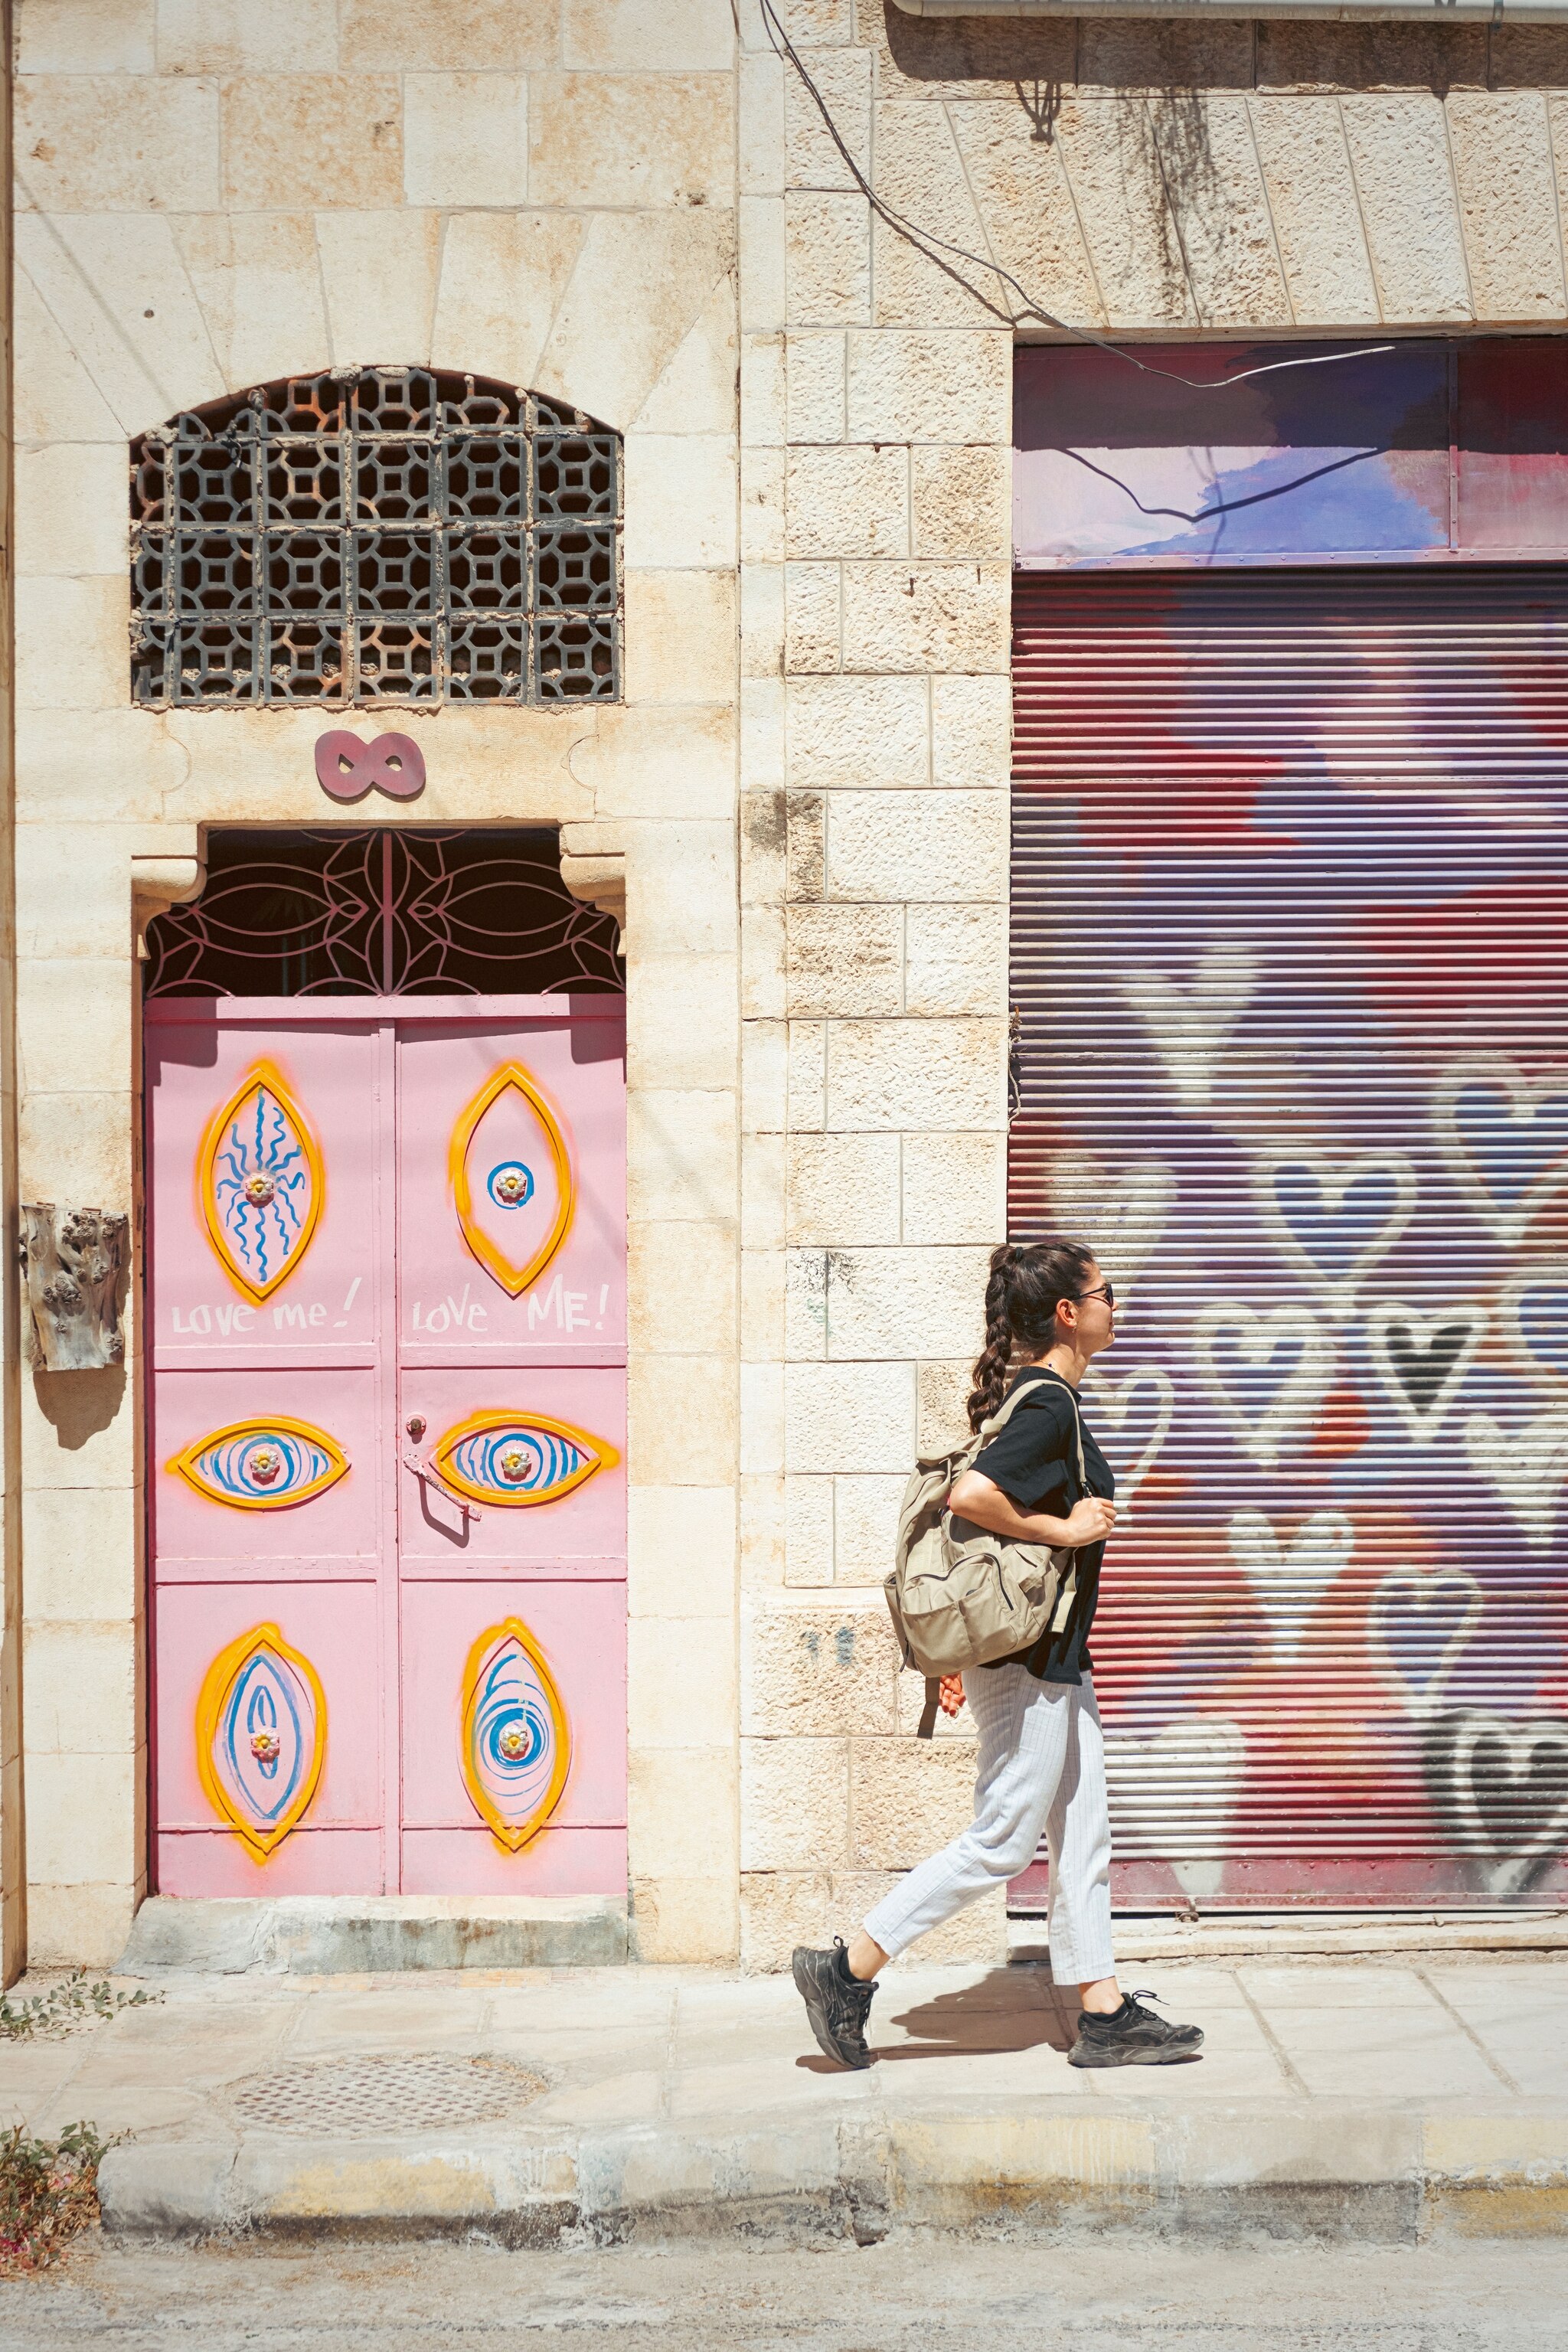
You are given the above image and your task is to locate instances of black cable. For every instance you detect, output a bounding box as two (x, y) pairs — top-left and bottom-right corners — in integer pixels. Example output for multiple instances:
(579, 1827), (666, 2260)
(756, 0), (1394, 394)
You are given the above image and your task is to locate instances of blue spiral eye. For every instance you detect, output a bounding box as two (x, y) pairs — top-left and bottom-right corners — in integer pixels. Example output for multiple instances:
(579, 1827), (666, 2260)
(170, 1417), (349, 1509)
(432, 1411), (617, 1507)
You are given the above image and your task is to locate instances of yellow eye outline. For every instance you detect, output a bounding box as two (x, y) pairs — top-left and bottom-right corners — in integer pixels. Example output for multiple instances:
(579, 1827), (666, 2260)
(459, 1617), (571, 1854)
(199, 1059), (325, 1302)
(194, 1622), (327, 1863)
(431, 1409), (616, 1508)
(449, 1061), (573, 1298)
(168, 1415), (350, 1511)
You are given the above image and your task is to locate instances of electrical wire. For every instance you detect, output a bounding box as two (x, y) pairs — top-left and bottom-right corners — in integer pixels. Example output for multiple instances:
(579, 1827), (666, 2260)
(756, 0), (1395, 393)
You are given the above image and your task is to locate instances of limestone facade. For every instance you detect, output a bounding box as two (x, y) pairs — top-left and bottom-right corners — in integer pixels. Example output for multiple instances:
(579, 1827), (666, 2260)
(7, 0), (1568, 1971)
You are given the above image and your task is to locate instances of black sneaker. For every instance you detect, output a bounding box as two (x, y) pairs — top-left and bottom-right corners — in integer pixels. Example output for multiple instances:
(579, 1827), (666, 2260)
(1068, 1987), (1204, 2068)
(792, 1939), (877, 2070)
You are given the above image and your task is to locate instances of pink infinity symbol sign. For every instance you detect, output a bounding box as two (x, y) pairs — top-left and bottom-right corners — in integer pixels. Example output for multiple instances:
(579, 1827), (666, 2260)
(314, 730), (426, 802)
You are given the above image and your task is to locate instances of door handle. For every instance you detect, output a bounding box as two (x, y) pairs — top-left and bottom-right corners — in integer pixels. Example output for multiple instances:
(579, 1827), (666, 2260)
(401, 1417), (482, 1523)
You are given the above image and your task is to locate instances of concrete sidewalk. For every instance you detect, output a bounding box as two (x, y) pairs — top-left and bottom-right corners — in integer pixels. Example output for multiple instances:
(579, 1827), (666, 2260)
(4, 1957), (1566, 2246)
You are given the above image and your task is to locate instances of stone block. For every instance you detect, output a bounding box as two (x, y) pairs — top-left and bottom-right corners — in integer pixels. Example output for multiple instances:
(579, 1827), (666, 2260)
(627, 818), (738, 957)
(15, 443), (127, 579)
(743, 1606), (899, 1735)
(785, 902), (903, 1018)
(786, 445), (907, 560)
(1149, 96), (1292, 329)
(25, 1749), (138, 1883)
(1341, 95), (1472, 322)
(827, 1017), (1004, 1132)
(742, 445), (786, 564)
(918, 1357), (974, 1457)
(174, 213), (331, 394)
(740, 1021), (788, 1136)
(851, 1735), (976, 1870)
(433, 207), (586, 393)
(1254, 22), (1487, 94)
(741, 330), (787, 445)
(221, 75), (402, 211)
(16, 74), (218, 212)
(740, 1252), (786, 1367)
(635, 276), (739, 438)
(12, 270), (121, 446)
(26, 1879), (139, 1971)
(740, 1358), (785, 1474)
(738, 191), (786, 336)
(316, 210), (443, 372)
(786, 191), (872, 328)
(786, 1132), (901, 1247)
(742, 789), (789, 906)
(1249, 96), (1380, 328)
(933, 673), (1012, 789)
(911, 445), (1010, 561)
(1054, 100), (1196, 328)
(565, 0), (732, 71)
(528, 71), (733, 208)
(903, 1129), (1006, 1246)
(742, 904), (786, 1020)
(845, 329), (1010, 446)
(786, 563), (841, 672)
(785, 1359), (914, 1475)
(740, 50), (786, 198)
(838, 562), (1010, 675)
(624, 434), (739, 569)
(948, 100), (1103, 333)
(629, 1485), (737, 1618)
(20, 1090), (135, 1220)
(906, 901), (1008, 1017)
(740, 560), (786, 678)
(740, 1470), (786, 1586)
(627, 1088), (737, 1227)
(1449, 93), (1567, 322)
(826, 790), (1007, 904)
(1494, 26), (1568, 90)
(17, 580), (126, 713)
(16, 211), (225, 435)
(827, 1246), (989, 1361)
(741, 1735), (850, 1868)
(624, 571), (737, 707)
(786, 675), (927, 790)
(785, 1249), (828, 1359)
(629, 1748), (738, 1879)
(629, 1215), (737, 1356)
(786, 332), (846, 442)
(21, 0), (152, 72)
(629, 1616), (736, 1749)
(628, 1351), (737, 1488)
(572, 704), (736, 822)
(741, 1128), (786, 1250)
(785, 40), (870, 184)
(832, 1475), (905, 1580)
(22, 1487), (138, 1620)
(786, 1019), (826, 1132)
(340, 0), (557, 69)
(539, 208), (734, 434)
(630, 1872), (738, 1964)
(786, 1477), (831, 1584)
(1080, 16), (1254, 90)
(157, 0), (337, 70)
(23, 1619), (136, 1758)
(871, 99), (995, 331)
(742, 679), (787, 799)
(403, 71), (528, 207)
(628, 956), (738, 1093)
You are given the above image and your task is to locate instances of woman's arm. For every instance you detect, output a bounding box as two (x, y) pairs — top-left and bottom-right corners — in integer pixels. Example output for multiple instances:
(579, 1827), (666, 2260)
(948, 1472), (1116, 1550)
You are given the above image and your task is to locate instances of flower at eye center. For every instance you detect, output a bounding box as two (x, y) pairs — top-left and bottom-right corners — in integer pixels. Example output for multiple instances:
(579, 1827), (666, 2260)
(250, 1730), (280, 1762)
(247, 1446), (283, 1485)
(243, 1173), (276, 1206)
(498, 1725), (528, 1761)
(498, 1446), (531, 1485)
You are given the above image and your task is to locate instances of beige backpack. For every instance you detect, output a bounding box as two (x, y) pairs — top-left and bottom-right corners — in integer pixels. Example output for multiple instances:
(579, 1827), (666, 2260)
(884, 1373), (1087, 1708)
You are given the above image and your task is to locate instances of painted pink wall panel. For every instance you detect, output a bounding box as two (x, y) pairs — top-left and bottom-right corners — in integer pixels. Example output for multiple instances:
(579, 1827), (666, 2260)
(397, 1019), (626, 1366)
(398, 1578), (626, 1833)
(397, 1367), (626, 1569)
(153, 1581), (384, 1829)
(158, 1830), (384, 1898)
(148, 1021), (382, 1364)
(399, 1828), (629, 1899)
(152, 1368), (381, 1570)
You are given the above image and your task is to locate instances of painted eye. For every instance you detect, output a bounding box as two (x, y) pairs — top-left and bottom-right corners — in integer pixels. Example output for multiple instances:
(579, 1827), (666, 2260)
(460, 1619), (570, 1852)
(195, 1623), (326, 1861)
(201, 1060), (324, 1302)
(431, 1410), (616, 1507)
(451, 1063), (572, 1297)
(169, 1416), (349, 1509)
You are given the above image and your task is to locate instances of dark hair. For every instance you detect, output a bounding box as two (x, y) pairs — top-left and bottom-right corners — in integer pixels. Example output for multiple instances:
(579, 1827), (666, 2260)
(965, 1240), (1096, 1431)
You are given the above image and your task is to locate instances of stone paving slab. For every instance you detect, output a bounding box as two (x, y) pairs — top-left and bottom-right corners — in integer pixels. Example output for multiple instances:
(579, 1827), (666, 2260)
(3, 1958), (1566, 2244)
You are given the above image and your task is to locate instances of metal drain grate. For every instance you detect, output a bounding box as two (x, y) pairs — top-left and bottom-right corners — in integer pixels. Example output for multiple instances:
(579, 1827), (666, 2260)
(227, 2053), (547, 2137)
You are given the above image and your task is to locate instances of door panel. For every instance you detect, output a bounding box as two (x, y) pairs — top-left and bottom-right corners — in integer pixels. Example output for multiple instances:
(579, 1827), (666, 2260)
(398, 1366), (626, 1571)
(152, 1368), (381, 1573)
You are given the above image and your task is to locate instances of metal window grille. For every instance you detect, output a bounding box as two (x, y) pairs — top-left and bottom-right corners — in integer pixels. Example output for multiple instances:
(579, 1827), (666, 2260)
(130, 368), (621, 707)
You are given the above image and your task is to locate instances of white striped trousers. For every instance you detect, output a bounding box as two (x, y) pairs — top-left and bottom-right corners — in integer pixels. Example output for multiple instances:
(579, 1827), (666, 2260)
(861, 1663), (1116, 1986)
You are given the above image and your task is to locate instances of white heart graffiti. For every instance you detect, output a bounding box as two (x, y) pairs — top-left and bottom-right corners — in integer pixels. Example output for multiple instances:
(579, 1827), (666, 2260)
(1121, 937), (1259, 1114)
(1083, 1364), (1175, 1523)
(1437, 1712), (1568, 1899)
(1254, 1146), (1418, 1321)
(1366, 1299), (1488, 1449)
(1463, 1406), (1568, 1553)
(1192, 1301), (1338, 1470)
(1047, 1154), (1174, 1320)
(1367, 1566), (1483, 1721)
(1228, 1508), (1354, 1667)
(1105, 1717), (1246, 1903)
(1433, 1051), (1568, 1248)
(1499, 1257), (1568, 1396)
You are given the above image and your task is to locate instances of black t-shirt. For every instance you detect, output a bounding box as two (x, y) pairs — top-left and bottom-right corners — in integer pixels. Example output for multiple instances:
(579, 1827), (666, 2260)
(966, 1366), (1115, 1686)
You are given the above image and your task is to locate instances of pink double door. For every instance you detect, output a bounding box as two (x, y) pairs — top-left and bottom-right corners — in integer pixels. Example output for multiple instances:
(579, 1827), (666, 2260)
(146, 998), (626, 1896)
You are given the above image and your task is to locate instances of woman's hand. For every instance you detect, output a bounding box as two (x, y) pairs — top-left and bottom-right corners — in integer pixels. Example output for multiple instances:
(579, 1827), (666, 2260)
(1063, 1496), (1117, 1546)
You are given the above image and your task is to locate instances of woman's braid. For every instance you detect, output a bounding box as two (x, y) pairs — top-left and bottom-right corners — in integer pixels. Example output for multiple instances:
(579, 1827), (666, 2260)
(965, 1237), (1096, 1433)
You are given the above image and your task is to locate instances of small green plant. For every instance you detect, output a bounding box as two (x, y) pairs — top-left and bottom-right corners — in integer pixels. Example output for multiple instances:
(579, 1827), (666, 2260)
(0, 2121), (112, 2275)
(0, 1970), (158, 2040)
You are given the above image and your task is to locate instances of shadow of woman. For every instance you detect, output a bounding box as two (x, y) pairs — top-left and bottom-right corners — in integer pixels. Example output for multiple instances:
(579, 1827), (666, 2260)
(795, 1967), (1076, 2071)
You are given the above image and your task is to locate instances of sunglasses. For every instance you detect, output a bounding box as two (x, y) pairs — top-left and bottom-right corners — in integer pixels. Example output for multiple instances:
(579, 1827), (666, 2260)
(1076, 1281), (1115, 1309)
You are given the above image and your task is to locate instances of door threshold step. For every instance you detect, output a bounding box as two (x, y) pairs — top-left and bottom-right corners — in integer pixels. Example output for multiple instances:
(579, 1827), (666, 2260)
(118, 1893), (629, 1976)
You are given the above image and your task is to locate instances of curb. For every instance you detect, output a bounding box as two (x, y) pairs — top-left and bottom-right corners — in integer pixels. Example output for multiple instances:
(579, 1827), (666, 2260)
(96, 2102), (1568, 2247)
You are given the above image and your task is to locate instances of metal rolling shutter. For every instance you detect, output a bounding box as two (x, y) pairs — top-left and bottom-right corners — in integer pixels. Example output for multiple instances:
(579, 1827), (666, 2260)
(1008, 566), (1568, 1913)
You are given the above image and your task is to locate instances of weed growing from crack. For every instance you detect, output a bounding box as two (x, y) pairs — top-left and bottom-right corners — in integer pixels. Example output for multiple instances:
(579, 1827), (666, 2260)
(0, 2121), (114, 2275)
(0, 1970), (159, 2040)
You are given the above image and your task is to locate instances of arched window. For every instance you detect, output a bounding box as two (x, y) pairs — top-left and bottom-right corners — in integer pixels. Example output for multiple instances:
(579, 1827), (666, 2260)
(130, 368), (620, 707)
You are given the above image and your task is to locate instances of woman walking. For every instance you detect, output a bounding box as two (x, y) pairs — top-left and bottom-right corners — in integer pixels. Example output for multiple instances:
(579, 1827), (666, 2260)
(792, 1240), (1203, 2073)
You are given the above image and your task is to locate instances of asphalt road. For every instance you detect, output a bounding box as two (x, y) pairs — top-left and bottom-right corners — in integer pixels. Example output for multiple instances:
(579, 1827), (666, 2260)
(3, 2234), (1566, 2350)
